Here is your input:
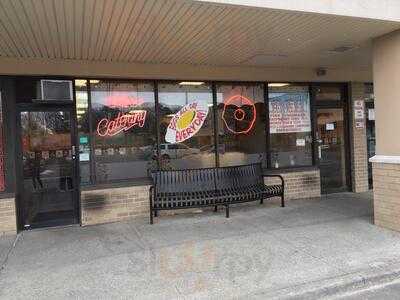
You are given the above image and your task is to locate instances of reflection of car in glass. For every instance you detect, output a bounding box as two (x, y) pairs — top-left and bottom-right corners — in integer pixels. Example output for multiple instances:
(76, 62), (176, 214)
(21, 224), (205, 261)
(157, 143), (200, 159)
(199, 144), (225, 154)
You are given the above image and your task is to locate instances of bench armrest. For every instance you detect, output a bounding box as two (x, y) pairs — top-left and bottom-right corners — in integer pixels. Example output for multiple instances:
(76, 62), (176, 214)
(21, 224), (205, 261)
(262, 174), (284, 186)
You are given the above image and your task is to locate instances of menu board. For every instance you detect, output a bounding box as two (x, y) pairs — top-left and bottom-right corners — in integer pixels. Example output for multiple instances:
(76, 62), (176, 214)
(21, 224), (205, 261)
(269, 93), (311, 134)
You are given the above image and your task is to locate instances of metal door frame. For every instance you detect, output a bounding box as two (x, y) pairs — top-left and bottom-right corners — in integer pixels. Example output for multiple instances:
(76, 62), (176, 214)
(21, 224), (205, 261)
(15, 103), (80, 231)
(311, 83), (352, 194)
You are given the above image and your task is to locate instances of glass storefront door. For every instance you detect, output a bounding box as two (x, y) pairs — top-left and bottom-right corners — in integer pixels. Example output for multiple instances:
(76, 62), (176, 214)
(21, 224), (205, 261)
(366, 101), (375, 189)
(17, 107), (79, 229)
(316, 108), (349, 193)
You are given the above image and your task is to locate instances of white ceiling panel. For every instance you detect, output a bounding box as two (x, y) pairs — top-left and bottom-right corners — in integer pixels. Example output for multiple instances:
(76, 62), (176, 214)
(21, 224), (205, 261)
(0, 0), (398, 69)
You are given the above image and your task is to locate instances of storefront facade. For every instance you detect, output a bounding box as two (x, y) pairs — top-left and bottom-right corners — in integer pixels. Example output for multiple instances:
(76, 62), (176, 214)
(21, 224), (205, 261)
(0, 0), (399, 234)
(0, 77), (372, 233)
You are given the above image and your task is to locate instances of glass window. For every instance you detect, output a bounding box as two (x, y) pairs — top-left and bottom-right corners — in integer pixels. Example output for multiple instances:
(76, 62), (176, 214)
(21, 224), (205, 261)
(75, 80), (91, 184)
(158, 82), (215, 169)
(216, 84), (266, 167)
(315, 85), (342, 102)
(90, 81), (156, 182)
(0, 91), (5, 191)
(269, 84), (312, 168)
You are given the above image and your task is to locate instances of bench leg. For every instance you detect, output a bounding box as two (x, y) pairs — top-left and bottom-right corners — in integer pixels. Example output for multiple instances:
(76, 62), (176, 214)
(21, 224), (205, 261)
(260, 198), (264, 205)
(154, 210), (158, 217)
(214, 205), (218, 212)
(281, 195), (285, 207)
(150, 209), (154, 225)
(225, 205), (230, 218)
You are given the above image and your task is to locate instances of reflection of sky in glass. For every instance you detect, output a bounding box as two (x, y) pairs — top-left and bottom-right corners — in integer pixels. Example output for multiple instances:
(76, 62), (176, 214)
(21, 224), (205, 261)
(92, 91), (154, 107)
(269, 92), (310, 110)
(159, 92), (213, 108)
(216, 85), (264, 104)
(90, 82), (154, 108)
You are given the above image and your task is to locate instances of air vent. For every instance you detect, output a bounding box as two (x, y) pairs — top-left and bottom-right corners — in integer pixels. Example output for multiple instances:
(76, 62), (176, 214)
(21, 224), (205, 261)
(329, 46), (354, 53)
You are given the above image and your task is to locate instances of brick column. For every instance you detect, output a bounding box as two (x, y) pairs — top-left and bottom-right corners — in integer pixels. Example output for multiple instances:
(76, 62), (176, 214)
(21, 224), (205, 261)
(349, 82), (369, 193)
(0, 197), (17, 235)
(371, 29), (400, 231)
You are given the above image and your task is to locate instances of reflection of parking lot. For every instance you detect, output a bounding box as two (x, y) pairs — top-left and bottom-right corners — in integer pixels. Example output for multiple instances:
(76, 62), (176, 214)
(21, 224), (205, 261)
(166, 151), (264, 169)
(158, 143), (200, 160)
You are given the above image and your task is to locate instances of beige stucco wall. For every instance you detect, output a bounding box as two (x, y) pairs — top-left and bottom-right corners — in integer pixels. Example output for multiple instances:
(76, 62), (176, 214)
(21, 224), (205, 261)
(373, 29), (400, 156)
(0, 57), (372, 83)
(199, 0), (400, 22)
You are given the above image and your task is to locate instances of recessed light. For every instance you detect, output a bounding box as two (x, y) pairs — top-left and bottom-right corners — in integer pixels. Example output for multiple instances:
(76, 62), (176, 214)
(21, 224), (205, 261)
(268, 83), (290, 87)
(74, 79), (87, 87)
(179, 82), (205, 86)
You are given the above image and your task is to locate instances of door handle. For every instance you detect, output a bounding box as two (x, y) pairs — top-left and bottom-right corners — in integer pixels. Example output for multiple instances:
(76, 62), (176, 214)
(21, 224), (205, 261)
(71, 146), (76, 159)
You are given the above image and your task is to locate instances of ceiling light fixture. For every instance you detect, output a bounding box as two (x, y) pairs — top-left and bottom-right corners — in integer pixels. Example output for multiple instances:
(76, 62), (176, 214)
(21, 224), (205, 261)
(179, 81), (205, 86)
(268, 83), (290, 87)
(74, 79), (87, 87)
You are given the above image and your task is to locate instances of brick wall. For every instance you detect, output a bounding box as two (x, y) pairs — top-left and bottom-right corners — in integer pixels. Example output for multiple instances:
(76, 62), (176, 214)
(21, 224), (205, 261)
(81, 185), (150, 226)
(0, 197), (17, 235)
(265, 169), (321, 200)
(350, 82), (369, 193)
(82, 169), (321, 226)
(372, 162), (400, 231)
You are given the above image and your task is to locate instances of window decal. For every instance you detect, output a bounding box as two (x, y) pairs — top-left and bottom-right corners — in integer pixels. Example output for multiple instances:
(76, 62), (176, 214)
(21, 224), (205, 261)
(97, 110), (147, 137)
(165, 101), (209, 143)
(222, 95), (256, 134)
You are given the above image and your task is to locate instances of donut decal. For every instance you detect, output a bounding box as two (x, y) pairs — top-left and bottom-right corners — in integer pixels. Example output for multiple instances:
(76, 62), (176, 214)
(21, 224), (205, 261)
(222, 95), (256, 134)
(165, 101), (209, 143)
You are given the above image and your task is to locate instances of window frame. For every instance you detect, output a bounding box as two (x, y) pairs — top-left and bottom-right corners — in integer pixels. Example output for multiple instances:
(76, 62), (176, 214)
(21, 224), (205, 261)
(267, 82), (315, 170)
(84, 78), (157, 185)
(214, 81), (268, 168)
(74, 78), (352, 187)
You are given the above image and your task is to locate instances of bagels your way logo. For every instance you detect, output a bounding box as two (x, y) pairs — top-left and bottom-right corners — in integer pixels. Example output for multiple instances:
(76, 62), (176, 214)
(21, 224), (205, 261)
(165, 102), (209, 143)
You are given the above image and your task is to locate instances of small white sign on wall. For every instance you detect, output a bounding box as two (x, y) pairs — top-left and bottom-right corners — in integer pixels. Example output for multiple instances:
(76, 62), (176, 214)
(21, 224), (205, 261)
(354, 99), (365, 130)
(354, 109), (364, 120)
(326, 123), (335, 131)
(368, 108), (375, 121)
(296, 139), (306, 147)
(354, 100), (364, 109)
(355, 121), (364, 129)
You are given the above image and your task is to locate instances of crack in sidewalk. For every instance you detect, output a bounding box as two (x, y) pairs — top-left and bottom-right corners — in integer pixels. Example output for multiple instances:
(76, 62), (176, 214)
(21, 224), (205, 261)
(0, 233), (21, 276)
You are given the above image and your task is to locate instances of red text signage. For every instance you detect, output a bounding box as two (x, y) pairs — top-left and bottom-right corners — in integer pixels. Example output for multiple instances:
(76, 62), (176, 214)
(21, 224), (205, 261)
(97, 110), (147, 137)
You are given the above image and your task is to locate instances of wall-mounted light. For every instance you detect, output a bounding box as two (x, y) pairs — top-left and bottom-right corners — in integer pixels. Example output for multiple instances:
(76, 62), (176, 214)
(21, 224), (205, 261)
(179, 82), (204, 86)
(268, 83), (290, 87)
(90, 80), (100, 84)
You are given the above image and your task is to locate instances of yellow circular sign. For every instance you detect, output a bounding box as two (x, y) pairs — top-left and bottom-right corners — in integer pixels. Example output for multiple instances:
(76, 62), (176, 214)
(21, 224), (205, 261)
(177, 110), (196, 130)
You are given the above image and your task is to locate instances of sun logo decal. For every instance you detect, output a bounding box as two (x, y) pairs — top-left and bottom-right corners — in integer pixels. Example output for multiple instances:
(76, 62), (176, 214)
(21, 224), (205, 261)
(222, 95), (257, 134)
(165, 101), (209, 143)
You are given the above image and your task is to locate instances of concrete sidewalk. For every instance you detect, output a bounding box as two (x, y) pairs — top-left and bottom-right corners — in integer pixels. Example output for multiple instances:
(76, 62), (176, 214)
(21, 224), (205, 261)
(1, 192), (400, 299)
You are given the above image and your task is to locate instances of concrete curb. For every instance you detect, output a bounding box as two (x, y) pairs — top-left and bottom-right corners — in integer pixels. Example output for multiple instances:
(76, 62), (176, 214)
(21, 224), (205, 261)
(247, 261), (400, 299)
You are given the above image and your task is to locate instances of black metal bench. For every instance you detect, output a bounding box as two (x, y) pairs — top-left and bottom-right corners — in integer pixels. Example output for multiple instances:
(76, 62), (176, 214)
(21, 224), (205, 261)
(149, 163), (284, 224)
